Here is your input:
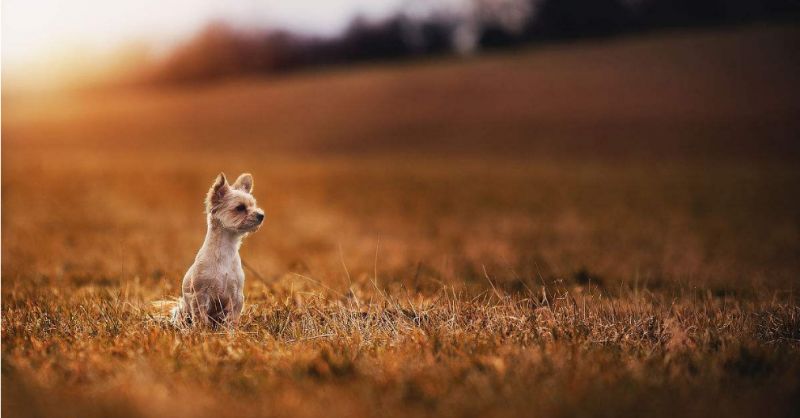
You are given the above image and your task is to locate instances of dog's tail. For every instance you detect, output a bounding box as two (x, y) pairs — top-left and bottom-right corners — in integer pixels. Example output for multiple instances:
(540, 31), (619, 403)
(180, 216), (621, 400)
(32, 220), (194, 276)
(150, 298), (182, 325)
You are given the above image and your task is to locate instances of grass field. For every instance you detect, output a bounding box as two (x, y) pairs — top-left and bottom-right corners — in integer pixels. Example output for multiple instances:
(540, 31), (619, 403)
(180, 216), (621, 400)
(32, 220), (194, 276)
(3, 24), (800, 418)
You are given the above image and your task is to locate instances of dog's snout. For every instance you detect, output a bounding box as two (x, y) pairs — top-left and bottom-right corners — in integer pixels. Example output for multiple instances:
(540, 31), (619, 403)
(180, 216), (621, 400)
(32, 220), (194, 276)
(255, 212), (265, 222)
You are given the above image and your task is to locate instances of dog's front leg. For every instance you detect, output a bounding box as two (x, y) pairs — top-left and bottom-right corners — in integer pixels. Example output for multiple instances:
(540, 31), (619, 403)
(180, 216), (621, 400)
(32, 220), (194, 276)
(223, 293), (244, 328)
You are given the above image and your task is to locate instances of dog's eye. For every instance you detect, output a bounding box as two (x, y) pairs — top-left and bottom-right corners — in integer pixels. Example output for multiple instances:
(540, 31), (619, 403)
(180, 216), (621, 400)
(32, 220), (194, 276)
(235, 204), (246, 212)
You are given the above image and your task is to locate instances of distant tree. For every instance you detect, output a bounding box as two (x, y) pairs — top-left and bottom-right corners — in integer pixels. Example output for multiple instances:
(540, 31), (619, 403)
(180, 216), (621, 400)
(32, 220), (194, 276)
(341, 16), (414, 61)
(154, 23), (245, 82)
(417, 19), (457, 54)
(638, 0), (727, 26)
(635, 0), (800, 26)
(479, 23), (524, 48)
(761, 0), (800, 14)
(533, 0), (634, 38)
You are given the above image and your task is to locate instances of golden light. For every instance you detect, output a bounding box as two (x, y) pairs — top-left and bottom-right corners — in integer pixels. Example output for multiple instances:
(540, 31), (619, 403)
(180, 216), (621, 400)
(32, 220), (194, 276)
(2, 0), (409, 90)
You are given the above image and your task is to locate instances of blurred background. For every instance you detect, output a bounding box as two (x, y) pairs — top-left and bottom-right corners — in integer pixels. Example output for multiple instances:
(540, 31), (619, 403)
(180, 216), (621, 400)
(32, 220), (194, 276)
(2, 0), (800, 294)
(4, 0), (800, 90)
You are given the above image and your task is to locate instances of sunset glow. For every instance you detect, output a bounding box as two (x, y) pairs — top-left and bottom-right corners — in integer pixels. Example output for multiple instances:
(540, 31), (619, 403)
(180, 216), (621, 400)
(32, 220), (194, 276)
(2, 0), (408, 66)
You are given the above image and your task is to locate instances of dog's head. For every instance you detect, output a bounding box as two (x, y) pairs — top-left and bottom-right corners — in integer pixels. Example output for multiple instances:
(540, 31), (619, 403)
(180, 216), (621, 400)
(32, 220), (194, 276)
(205, 173), (265, 233)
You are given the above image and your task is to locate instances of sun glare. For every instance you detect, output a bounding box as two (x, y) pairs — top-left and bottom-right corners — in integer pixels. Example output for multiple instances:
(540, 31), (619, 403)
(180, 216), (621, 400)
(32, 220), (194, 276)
(2, 0), (408, 67)
(1, 0), (410, 91)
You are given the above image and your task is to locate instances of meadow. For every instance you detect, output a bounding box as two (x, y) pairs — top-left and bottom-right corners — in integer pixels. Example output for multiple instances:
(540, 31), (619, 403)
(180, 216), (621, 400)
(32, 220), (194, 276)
(2, 24), (800, 418)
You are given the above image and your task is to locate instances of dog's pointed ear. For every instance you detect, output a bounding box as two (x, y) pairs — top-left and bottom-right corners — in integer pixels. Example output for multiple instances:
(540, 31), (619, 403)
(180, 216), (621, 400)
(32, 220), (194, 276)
(232, 173), (254, 193)
(206, 173), (229, 213)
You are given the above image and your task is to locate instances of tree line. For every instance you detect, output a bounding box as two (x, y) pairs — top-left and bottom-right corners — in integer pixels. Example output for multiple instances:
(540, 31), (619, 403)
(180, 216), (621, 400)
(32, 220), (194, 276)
(143, 0), (800, 84)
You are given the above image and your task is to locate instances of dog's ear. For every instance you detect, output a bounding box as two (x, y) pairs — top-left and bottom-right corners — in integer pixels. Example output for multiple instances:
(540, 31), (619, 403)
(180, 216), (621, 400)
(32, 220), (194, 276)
(206, 173), (229, 213)
(232, 173), (254, 193)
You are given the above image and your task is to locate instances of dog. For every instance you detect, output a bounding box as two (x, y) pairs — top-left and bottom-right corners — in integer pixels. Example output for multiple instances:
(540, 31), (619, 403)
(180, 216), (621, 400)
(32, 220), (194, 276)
(171, 173), (265, 328)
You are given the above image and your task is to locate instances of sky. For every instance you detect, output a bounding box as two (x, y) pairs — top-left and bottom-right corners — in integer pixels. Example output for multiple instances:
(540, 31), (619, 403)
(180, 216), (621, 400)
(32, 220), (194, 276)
(2, 0), (421, 66)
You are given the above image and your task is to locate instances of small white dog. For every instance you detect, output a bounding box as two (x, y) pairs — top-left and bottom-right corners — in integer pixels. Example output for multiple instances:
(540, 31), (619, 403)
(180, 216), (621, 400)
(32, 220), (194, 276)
(172, 173), (265, 328)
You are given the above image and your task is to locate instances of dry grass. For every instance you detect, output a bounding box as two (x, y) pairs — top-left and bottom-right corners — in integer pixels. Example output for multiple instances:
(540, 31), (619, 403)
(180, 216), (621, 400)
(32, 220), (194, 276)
(4, 283), (799, 418)
(3, 25), (800, 418)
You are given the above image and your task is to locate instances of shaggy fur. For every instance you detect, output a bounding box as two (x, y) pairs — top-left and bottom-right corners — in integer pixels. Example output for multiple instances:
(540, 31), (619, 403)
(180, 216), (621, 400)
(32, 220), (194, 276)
(172, 173), (264, 328)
